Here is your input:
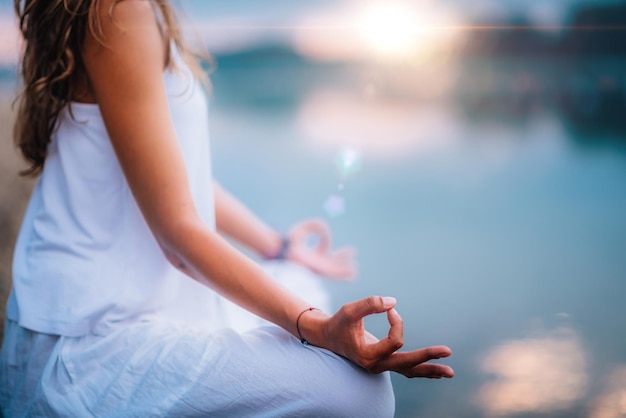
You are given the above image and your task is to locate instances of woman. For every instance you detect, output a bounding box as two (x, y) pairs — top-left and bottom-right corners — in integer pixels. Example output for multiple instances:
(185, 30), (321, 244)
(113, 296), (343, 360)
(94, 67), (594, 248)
(0, 0), (454, 416)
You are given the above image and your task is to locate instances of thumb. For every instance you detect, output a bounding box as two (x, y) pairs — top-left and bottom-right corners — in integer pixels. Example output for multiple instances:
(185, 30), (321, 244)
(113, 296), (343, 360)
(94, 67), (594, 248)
(341, 296), (397, 321)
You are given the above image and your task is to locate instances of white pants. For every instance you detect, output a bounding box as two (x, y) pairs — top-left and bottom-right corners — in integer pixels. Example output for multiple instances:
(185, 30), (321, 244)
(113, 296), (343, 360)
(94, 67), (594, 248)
(0, 263), (394, 417)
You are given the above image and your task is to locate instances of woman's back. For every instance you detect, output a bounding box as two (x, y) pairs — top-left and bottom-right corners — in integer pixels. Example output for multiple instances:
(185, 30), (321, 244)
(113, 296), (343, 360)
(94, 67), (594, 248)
(8, 51), (219, 337)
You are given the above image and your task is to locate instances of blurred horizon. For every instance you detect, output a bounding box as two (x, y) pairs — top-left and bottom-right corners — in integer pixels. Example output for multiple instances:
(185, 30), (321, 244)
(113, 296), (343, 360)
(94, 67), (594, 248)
(2, 0), (625, 138)
(1, 0), (625, 62)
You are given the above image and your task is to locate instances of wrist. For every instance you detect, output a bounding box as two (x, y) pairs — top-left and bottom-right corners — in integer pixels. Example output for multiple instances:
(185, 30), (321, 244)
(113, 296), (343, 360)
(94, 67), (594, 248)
(296, 307), (330, 348)
(265, 233), (289, 260)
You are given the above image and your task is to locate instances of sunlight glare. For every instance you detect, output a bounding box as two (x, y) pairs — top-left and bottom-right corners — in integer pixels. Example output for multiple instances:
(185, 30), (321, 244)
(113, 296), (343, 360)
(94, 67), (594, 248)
(477, 327), (588, 416)
(293, 1), (460, 62)
(589, 365), (626, 418)
(357, 2), (421, 58)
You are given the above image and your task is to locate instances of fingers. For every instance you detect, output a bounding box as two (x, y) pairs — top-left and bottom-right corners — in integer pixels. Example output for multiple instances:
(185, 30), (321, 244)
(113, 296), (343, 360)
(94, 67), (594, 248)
(399, 363), (455, 379)
(390, 346), (452, 366)
(324, 247), (357, 280)
(372, 346), (453, 374)
(289, 218), (331, 252)
(333, 246), (356, 262)
(387, 308), (403, 344)
(334, 246), (355, 256)
(335, 298), (402, 370)
(307, 219), (331, 253)
(362, 308), (406, 366)
(333, 297), (454, 379)
(287, 219), (359, 280)
(340, 296), (397, 321)
(354, 309), (402, 370)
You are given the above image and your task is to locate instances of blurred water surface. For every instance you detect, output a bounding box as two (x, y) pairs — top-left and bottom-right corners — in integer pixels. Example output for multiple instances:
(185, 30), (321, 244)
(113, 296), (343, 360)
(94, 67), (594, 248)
(208, 57), (626, 417)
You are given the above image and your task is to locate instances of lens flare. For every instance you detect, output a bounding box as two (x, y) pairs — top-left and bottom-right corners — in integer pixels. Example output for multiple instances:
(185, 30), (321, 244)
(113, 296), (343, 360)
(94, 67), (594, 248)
(335, 148), (362, 178)
(324, 194), (346, 217)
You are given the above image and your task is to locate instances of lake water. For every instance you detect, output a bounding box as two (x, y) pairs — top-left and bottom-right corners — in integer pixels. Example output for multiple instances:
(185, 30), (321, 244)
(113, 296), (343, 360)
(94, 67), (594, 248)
(208, 61), (626, 417)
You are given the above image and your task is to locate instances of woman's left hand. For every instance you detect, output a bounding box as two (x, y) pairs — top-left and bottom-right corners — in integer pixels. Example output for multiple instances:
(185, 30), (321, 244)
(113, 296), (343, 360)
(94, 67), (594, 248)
(299, 296), (455, 378)
(285, 219), (356, 280)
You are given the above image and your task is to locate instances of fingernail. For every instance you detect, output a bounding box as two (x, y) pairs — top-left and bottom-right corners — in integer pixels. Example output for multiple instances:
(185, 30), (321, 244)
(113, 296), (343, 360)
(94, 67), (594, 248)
(382, 297), (396, 308)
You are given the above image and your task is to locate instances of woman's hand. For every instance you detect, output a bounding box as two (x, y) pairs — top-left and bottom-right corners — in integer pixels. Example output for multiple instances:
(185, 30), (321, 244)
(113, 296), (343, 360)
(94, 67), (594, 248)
(300, 296), (454, 378)
(285, 219), (356, 280)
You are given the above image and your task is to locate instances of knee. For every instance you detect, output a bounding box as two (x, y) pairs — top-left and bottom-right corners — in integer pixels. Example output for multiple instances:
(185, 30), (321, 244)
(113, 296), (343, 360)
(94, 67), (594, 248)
(319, 368), (395, 418)
(351, 371), (395, 417)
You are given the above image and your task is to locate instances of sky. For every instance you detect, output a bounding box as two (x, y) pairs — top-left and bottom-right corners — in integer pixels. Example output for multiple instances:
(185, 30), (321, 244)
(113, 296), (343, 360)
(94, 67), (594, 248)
(175, 0), (621, 27)
(1, 0), (620, 19)
(0, 0), (622, 64)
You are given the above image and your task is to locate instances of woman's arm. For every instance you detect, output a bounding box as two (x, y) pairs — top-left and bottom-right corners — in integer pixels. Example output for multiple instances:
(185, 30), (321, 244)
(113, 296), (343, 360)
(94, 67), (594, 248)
(82, 0), (452, 378)
(214, 182), (356, 279)
(213, 181), (283, 258)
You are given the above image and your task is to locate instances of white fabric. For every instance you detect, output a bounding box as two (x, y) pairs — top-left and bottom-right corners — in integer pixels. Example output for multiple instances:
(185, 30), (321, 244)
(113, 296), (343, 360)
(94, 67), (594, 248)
(0, 319), (394, 417)
(1, 262), (395, 417)
(8, 51), (220, 337)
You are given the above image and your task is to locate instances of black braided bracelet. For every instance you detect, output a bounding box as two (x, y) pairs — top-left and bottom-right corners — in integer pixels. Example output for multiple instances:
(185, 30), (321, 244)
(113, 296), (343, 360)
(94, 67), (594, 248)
(267, 236), (290, 260)
(296, 307), (319, 346)
(275, 237), (290, 260)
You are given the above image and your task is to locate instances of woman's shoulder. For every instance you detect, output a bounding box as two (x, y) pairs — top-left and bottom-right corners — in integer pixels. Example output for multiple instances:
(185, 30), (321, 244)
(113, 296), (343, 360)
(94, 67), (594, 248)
(75, 1), (169, 104)
(84, 0), (167, 65)
(81, 0), (168, 105)
(96, 0), (157, 23)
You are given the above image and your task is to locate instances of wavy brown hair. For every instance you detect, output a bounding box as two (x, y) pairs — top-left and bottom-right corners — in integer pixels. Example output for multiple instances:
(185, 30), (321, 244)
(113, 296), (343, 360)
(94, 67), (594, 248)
(13, 0), (206, 176)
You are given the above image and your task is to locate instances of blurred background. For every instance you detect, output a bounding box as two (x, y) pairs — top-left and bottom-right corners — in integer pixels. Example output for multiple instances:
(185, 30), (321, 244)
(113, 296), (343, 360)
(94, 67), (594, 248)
(1, 1), (626, 417)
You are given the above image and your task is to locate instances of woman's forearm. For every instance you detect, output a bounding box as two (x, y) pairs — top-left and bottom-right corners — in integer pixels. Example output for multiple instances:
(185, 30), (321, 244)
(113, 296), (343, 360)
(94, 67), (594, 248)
(214, 182), (283, 259)
(166, 216), (329, 344)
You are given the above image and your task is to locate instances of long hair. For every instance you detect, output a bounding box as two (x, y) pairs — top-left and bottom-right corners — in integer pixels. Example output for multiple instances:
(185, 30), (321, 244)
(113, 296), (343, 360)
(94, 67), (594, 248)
(13, 0), (206, 176)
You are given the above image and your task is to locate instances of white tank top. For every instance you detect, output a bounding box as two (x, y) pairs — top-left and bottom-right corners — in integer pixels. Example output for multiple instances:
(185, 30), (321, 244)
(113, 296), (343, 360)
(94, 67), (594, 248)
(7, 53), (224, 337)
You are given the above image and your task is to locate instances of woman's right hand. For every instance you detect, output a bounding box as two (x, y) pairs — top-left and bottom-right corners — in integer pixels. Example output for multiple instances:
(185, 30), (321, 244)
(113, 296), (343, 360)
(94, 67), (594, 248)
(303, 296), (454, 378)
(286, 219), (357, 280)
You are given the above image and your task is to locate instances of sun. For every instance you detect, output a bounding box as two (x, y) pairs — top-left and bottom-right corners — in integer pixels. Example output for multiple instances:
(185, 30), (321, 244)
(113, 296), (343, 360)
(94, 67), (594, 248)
(356, 2), (423, 58)
(292, 1), (461, 62)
